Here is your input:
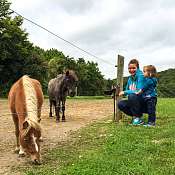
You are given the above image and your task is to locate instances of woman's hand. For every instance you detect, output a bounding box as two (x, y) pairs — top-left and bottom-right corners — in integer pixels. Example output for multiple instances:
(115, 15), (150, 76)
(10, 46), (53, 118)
(135, 89), (142, 95)
(119, 91), (124, 97)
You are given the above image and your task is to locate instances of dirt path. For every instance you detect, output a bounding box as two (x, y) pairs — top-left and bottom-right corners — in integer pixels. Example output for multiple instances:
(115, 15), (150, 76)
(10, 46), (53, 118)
(0, 98), (113, 175)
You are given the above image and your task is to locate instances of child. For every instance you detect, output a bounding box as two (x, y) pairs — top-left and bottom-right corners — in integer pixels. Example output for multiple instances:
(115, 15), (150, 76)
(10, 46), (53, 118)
(136, 65), (158, 126)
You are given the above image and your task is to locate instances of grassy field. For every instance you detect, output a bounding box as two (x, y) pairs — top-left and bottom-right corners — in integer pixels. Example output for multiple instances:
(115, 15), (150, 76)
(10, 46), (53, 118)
(20, 98), (175, 175)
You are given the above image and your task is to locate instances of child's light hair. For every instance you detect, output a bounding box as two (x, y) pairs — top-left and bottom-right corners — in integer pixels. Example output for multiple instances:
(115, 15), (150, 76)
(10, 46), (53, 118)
(143, 65), (157, 77)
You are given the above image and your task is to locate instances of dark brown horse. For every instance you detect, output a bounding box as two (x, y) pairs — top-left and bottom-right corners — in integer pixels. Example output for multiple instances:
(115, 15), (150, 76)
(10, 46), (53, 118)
(8, 75), (44, 164)
(48, 70), (78, 122)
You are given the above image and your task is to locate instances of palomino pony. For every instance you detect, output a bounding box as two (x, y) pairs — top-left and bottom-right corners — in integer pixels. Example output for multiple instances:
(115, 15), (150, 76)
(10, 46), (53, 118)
(48, 70), (78, 122)
(8, 75), (44, 165)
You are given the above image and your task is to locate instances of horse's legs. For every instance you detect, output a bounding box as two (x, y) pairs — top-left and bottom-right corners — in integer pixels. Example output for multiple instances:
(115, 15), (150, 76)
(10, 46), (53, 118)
(62, 100), (66, 121)
(49, 99), (53, 118)
(12, 113), (20, 153)
(53, 100), (56, 116)
(12, 114), (25, 156)
(55, 99), (61, 122)
(37, 108), (43, 142)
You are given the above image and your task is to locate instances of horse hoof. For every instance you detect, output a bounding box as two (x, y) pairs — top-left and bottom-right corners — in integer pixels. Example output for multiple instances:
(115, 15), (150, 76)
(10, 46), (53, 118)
(39, 137), (43, 142)
(49, 113), (53, 118)
(33, 159), (41, 165)
(19, 153), (25, 157)
(14, 147), (20, 154)
(56, 119), (60, 123)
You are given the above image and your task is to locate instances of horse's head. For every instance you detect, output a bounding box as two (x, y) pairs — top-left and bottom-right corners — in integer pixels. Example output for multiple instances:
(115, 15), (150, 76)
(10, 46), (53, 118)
(63, 70), (78, 97)
(20, 120), (41, 165)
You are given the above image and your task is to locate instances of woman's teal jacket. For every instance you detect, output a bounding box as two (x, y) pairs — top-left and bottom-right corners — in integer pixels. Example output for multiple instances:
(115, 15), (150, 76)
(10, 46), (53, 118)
(124, 68), (144, 96)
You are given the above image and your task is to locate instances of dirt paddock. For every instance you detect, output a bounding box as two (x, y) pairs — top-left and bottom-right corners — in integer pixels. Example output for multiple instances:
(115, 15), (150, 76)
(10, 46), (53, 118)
(0, 98), (113, 175)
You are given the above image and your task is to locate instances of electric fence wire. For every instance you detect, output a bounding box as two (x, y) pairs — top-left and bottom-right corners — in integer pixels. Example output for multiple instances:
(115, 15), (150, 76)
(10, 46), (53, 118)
(0, 10), (117, 118)
(0, 107), (50, 117)
(10, 9), (114, 66)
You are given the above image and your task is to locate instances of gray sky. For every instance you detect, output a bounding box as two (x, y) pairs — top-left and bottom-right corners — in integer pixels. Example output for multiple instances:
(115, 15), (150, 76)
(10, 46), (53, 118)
(10, 0), (175, 79)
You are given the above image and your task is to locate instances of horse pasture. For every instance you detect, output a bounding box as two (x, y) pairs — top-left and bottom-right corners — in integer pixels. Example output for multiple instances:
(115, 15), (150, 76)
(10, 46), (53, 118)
(0, 98), (113, 175)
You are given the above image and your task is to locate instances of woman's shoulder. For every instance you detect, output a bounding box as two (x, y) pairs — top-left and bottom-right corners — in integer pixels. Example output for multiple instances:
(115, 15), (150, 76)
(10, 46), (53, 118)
(136, 69), (144, 79)
(136, 68), (143, 75)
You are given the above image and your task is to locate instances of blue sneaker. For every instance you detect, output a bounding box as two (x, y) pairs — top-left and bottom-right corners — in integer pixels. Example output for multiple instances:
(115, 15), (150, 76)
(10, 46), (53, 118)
(144, 122), (155, 127)
(132, 117), (144, 125)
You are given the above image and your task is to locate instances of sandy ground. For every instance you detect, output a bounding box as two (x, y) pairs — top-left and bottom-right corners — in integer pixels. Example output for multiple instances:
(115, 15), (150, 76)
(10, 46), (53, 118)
(0, 98), (113, 175)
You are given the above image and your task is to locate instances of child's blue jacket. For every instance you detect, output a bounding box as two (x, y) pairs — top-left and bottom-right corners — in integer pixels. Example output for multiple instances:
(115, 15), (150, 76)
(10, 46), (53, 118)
(124, 68), (144, 96)
(142, 77), (157, 98)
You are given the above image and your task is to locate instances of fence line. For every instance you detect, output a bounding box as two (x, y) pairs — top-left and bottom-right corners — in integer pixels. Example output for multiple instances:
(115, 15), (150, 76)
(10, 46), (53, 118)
(0, 107), (50, 118)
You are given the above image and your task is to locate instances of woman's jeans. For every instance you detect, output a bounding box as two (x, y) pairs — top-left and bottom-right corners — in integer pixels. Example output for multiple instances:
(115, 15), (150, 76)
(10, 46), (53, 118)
(118, 94), (146, 118)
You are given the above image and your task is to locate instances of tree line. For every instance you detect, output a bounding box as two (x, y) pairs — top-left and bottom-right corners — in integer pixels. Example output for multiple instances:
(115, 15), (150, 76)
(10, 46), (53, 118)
(0, 0), (174, 97)
(0, 0), (113, 97)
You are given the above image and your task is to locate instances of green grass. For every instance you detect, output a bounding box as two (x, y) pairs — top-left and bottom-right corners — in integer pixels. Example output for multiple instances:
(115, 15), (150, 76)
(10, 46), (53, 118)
(19, 98), (175, 175)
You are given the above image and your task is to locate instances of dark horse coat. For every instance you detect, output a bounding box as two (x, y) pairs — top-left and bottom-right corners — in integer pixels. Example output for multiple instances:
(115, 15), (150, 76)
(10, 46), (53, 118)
(48, 70), (78, 122)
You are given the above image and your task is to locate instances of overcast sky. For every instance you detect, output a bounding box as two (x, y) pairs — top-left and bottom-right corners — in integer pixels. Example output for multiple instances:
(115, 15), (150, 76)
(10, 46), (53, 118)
(10, 0), (175, 79)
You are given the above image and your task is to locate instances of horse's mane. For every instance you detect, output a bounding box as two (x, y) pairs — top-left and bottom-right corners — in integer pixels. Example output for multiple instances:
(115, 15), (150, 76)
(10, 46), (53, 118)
(55, 71), (78, 87)
(22, 75), (41, 134)
(66, 70), (78, 81)
(54, 70), (78, 80)
(22, 119), (41, 137)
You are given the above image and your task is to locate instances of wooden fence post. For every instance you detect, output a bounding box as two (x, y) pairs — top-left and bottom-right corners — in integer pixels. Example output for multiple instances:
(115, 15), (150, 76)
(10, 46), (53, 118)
(115, 55), (124, 122)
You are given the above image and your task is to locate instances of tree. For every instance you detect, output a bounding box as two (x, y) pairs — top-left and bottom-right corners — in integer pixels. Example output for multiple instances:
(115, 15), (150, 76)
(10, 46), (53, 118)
(76, 58), (105, 96)
(0, 0), (12, 19)
(0, 1), (47, 96)
(0, 0), (115, 97)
